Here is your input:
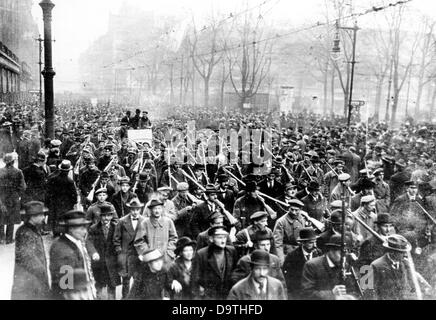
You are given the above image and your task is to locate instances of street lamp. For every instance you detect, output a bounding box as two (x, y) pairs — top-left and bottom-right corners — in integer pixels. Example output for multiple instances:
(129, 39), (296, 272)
(39, 0), (56, 139)
(331, 21), (359, 127)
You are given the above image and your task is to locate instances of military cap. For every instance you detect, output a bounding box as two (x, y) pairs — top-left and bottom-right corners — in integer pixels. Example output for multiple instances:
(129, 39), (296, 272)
(338, 173), (351, 182)
(405, 180), (418, 188)
(375, 213), (393, 225)
(361, 195), (376, 204)
(250, 211), (268, 221)
(50, 139), (62, 147)
(288, 199), (304, 208)
(208, 211), (224, 221)
(118, 176), (131, 185)
(208, 225), (229, 236)
(177, 182), (189, 192)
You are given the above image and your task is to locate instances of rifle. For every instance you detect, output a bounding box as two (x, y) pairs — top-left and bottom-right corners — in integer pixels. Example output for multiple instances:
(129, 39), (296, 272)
(86, 156), (116, 202)
(223, 168), (324, 231)
(73, 136), (91, 176)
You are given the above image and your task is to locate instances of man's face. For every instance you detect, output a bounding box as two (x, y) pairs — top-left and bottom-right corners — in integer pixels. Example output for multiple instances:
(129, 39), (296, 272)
(29, 213), (45, 226)
(179, 190), (189, 199)
(97, 193), (108, 202)
(252, 265), (269, 283)
(181, 246), (194, 261)
(101, 177), (109, 185)
(219, 181), (228, 188)
(288, 206), (300, 217)
(286, 187), (297, 197)
(130, 208), (141, 218)
(254, 217), (268, 230)
(151, 205), (163, 218)
(389, 251), (406, 262)
(378, 223), (393, 236)
(68, 225), (88, 241)
(364, 201), (376, 213)
(267, 174), (275, 181)
(160, 191), (169, 200)
(104, 149), (111, 156)
(211, 234), (227, 248)
(327, 248), (342, 265)
(302, 239), (317, 252)
(337, 165), (344, 173)
(195, 169), (203, 177)
(207, 193), (217, 202)
(149, 258), (164, 273)
(143, 168), (152, 175)
(256, 240), (271, 252)
(376, 173), (384, 180)
(100, 214), (112, 225)
(408, 187), (418, 197)
(121, 183), (130, 193)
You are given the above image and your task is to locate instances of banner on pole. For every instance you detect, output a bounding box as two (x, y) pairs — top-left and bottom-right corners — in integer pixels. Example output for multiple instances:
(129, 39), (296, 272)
(128, 129), (153, 146)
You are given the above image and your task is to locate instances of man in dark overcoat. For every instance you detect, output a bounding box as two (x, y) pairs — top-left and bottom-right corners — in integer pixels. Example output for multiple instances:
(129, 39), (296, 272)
(11, 201), (51, 300)
(0, 153), (26, 244)
(88, 204), (121, 299)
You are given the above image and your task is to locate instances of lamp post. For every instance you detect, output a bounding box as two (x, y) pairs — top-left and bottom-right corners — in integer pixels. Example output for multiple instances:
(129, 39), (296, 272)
(39, 0), (56, 139)
(332, 21), (359, 127)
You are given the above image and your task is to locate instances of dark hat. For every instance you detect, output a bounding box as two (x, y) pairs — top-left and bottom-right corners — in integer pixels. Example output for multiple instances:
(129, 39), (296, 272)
(297, 227), (318, 241)
(382, 234), (411, 252)
(250, 211), (268, 221)
(3, 153), (17, 164)
(23, 201), (48, 216)
(100, 171), (109, 178)
(208, 225), (229, 236)
(104, 144), (114, 150)
(358, 178), (375, 190)
(405, 180), (418, 188)
(288, 199), (304, 208)
(375, 213), (392, 225)
(245, 181), (258, 192)
(217, 174), (229, 182)
(138, 172), (149, 182)
(253, 230), (273, 242)
(175, 237), (197, 256)
(58, 160), (73, 171)
(99, 204), (115, 216)
(273, 156), (285, 166)
(307, 180), (321, 192)
(126, 198), (145, 208)
(249, 250), (270, 267)
(328, 209), (345, 224)
(59, 210), (92, 226)
(148, 199), (163, 208)
(193, 163), (206, 171)
(325, 234), (352, 248)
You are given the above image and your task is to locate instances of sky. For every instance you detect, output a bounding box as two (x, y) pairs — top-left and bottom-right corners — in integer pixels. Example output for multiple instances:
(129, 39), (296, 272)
(31, 0), (436, 92)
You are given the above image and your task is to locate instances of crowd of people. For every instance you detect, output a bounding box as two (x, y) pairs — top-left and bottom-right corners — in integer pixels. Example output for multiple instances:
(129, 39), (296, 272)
(1, 99), (436, 300)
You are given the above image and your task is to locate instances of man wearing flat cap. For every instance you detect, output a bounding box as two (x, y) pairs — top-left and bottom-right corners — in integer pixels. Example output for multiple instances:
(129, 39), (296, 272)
(50, 210), (98, 299)
(323, 159), (345, 197)
(390, 180), (430, 252)
(351, 195), (377, 243)
(330, 173), (353, 207)
(134, 199), (178, 265)
(358, 213), (394, 268)
(11, 201), (51, 300)
(111, 176), (137, 218)
(196, 211), (233, 250)
(373, 168), (391, 213)
(273, 198), (309, 264)
(171, 182), (198, 238)
(0, 153), (26, 244)
(192, 226), (238, 299)
(228, 249), (286, 300)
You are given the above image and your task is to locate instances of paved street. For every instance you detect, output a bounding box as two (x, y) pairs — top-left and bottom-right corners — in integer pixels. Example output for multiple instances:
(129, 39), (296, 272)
(0, 242), (14, 300)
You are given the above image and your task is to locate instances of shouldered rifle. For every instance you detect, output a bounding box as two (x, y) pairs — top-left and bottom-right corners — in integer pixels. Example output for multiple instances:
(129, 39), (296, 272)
(73, 136), (91, 175)
(86, 156), (116, 202)
(223, 167), (324, 231)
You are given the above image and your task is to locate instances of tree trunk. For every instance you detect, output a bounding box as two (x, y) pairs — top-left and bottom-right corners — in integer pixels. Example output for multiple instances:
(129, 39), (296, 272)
(204, 78), (209, 110)
(374, 77), (384, 121)
(322, 60), (329, 115)
(430, 81), (436, 117)
(330, 69), (335, 115)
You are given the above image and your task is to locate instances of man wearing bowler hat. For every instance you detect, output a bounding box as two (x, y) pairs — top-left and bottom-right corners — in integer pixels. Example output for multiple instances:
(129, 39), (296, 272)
(273, 198), (309, 264)
(50, 210), (98, 299)
(228, 249), (287, 300)
(282, 227), (323, 299)
(113, 198), (145, 298)
(301, 233), (358, 300)
(370, 234), (430, 300)
(11, 201), (51, 300)
(45, 160), (78, 236)
(88, 204), (121, 299)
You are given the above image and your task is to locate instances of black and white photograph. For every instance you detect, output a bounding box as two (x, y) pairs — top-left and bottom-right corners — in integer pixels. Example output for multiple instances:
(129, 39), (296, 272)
(1, 0), (436, 305)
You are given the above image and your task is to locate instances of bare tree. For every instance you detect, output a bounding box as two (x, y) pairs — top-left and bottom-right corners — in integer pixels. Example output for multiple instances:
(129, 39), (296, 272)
(188, 18), (223, 109)
(227, 12), (273, 110)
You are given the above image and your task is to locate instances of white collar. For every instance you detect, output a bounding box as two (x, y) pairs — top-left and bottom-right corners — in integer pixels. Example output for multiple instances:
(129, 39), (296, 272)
(325, 254), (336, 268)
(65, 233), (83, 248)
